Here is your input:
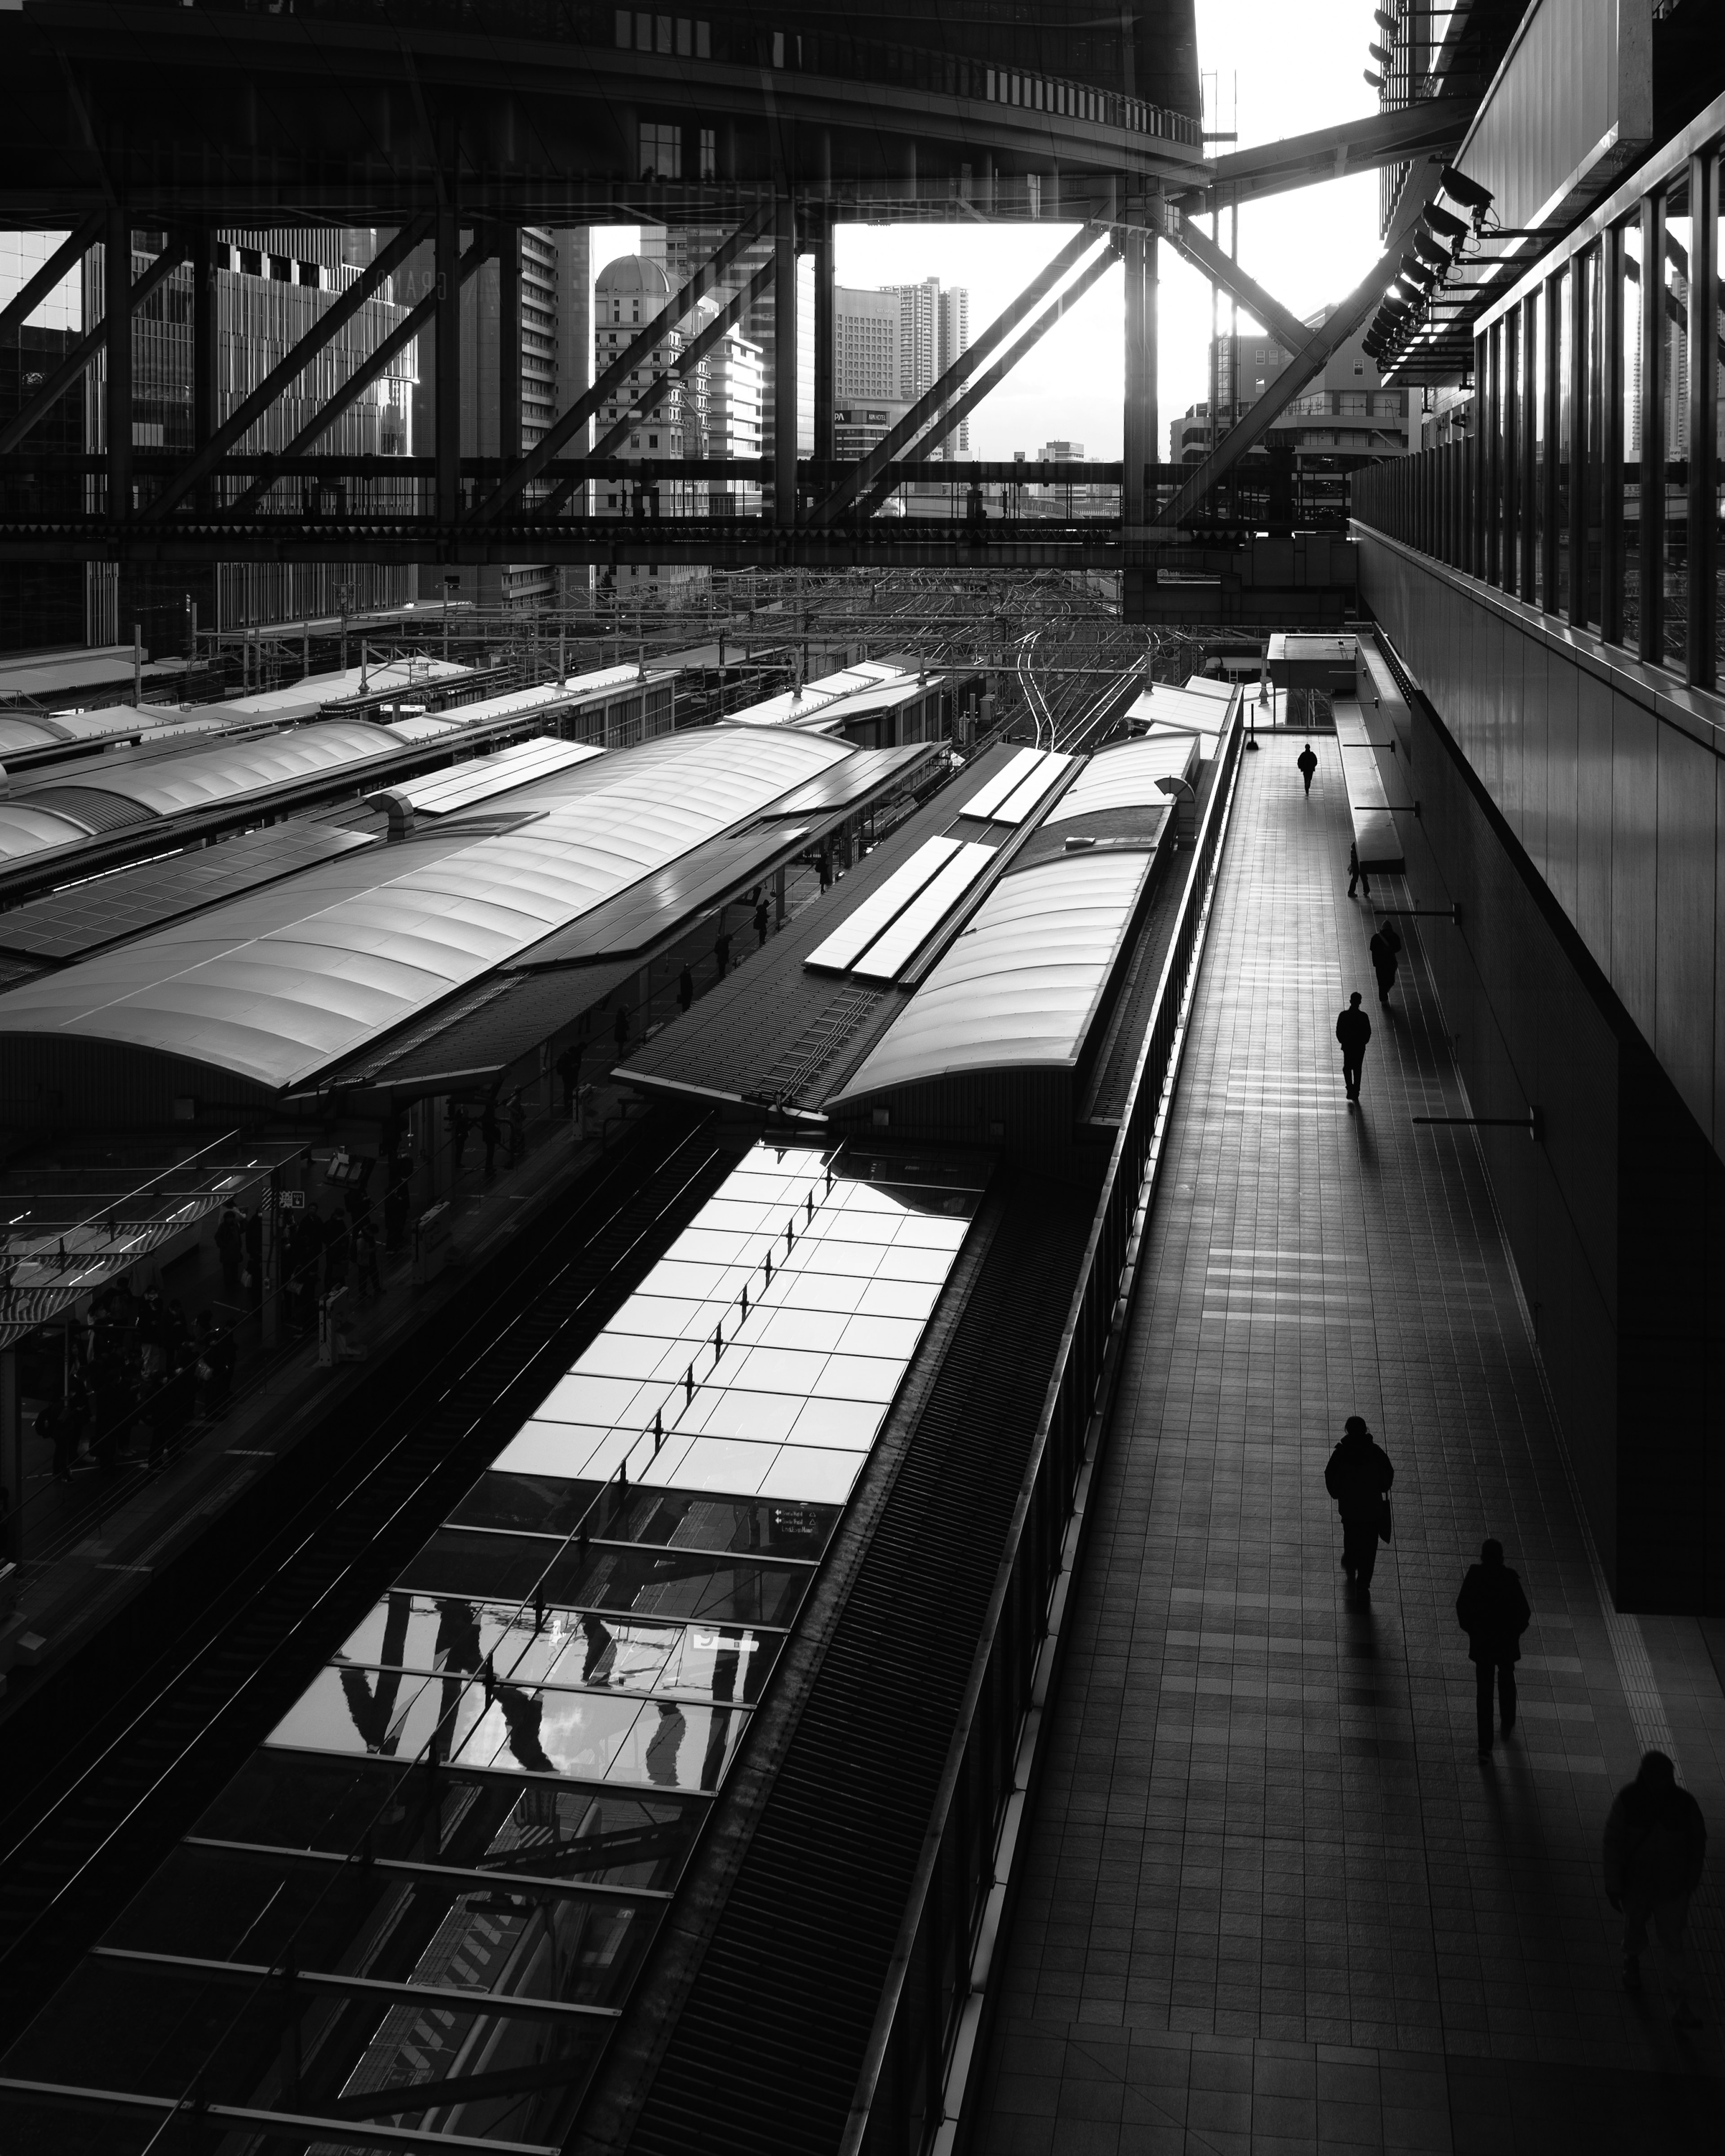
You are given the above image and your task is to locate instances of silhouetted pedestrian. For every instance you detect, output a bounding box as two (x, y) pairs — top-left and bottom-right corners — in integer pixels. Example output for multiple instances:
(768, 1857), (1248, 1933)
(555, 1043), (581, 1119)
(714, 927), (732, 980)
(677, 962), (694, 1014)
(818, 850), (833, 892)
(1336, 991), (1371, 1104)
(1456, 1538), (1530, 1757)
(1324, 1415), (1394, 1591)
(506, 1089), (526, 1165)
(214, 1199), (244, 1294)
(754, 893), (770, 948)
(449, 1104), (471, 1175)
(1605, 1752), (1707, 2029)
(1370, 918), (1402, 1006)
(1297, 742), (1318, 797)
(1348, 839), (1371, 900)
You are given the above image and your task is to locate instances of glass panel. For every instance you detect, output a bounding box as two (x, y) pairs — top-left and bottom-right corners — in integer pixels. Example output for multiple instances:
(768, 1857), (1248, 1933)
(1622, 218), (1643, 646)
(1556, 267), (1573, 614)
(1583, 245), (1603, 627)
(1664, 180), (1692, 667)
(192, 1751), (704, 1887)
(1531, 288), (1546, 604)
(102, 1845), (657, 2011)
(1501, 307), (1518, 590)
(1, 1959), (606, 2139)
(450, 1472), (842, 1557)
(395, 1529), (814, 1628)
(1717, 157), (1724, 683)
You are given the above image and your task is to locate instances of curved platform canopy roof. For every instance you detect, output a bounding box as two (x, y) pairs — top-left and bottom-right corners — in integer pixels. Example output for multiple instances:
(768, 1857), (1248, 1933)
(18, 721), (404, 822)
(831, 849), (1154, 1101)
(215, 656), (471, 725)
(0, 726), (853, 1094)
(1044, 731), (1199, 823)
(0, 802), (95, 864)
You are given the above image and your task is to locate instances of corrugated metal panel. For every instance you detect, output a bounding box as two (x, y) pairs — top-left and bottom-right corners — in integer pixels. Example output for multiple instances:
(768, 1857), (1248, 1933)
(0, 822), (376, 963)
(16, 785), (153, 834)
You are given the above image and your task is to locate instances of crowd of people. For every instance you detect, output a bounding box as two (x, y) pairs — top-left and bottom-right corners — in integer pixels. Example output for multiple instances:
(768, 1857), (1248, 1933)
(34, 1275), (239, 1481)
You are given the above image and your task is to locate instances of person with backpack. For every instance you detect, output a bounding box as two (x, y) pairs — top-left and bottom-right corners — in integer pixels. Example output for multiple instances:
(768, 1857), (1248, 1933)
(1323, 1415), (1394, 1592)
(1455, 1538), (1531, 1757)
(1604, 1752), (1707, 2029)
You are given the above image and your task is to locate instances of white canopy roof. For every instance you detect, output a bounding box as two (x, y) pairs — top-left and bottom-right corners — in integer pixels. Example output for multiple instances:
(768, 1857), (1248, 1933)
(1044, 732), (1197, 824)
(831, 850), (1152, 1100)
(0, 802), (94, 862)
(0, 725), (853, 1091)
(20, 722), (402, 818)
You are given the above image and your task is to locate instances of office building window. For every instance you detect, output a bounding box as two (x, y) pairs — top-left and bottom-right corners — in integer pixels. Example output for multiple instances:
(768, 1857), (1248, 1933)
(640, 121), (681, 180)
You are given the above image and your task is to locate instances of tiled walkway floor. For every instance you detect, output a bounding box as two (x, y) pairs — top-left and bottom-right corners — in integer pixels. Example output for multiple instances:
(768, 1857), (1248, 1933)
(972, 739), (1725, 2153)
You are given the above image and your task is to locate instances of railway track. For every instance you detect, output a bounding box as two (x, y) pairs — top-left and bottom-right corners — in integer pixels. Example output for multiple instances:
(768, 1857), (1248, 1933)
(0, 1112), (735, 2045)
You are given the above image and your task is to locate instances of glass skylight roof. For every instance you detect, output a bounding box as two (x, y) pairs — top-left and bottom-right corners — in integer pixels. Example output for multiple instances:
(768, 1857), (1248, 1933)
(0, 1141), (984, 2149)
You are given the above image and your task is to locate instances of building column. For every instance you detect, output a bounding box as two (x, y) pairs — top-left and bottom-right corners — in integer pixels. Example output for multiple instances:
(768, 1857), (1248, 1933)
(813, 211), (835, 469)
(435, 209), (462, 526)
(773, 193), (798, 527)
(498, 221), (521, 470)
(104, 208), (131, 522)
(192, 225), (217, 516)
(1122, 227), (1148, 527)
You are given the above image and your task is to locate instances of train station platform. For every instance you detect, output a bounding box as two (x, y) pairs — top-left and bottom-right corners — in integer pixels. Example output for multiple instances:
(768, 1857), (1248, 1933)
(970, 736), (1725, 2152)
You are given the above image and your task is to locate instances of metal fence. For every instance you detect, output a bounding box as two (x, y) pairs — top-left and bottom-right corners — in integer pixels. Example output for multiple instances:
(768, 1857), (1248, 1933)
(845, 697), (1247, 2156)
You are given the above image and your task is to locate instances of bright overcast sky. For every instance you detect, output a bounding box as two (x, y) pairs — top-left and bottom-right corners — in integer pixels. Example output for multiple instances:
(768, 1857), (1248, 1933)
(597, 0), (1387, 460)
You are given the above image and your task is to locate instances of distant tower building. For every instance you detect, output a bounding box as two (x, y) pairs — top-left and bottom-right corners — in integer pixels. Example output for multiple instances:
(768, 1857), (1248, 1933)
(835, 287), (901, 403)
(591, 254), (710, 604)
(885, 276), (971, 455)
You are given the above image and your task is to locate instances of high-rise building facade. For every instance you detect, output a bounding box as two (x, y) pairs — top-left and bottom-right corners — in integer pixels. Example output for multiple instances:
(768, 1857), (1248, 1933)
(589, 254), (709, 604)
(83, 227), (419, 655)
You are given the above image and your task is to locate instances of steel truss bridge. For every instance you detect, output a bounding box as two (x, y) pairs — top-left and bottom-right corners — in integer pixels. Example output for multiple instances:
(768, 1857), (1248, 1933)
(0, 0), (1469, 605)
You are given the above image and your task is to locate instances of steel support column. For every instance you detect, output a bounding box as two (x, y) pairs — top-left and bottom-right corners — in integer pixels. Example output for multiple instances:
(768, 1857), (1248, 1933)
(813, 211), (835, 466)
(498, 222), (521, 468)
(1567, 250), (1588, 630)
(436, 210), (463, 526)
(103, 209), (131, 521)
(1145, 228), (1159, 516)
(1518, 292), (1537, 600)
(1122, 228), (1148, 527)
(192, 226), (217, 514)
(1686, 150), (1717, 691)
(1540, 279), (1560, 609)
(1638, 191), (1664, 664)
(773, 194), (798, 528)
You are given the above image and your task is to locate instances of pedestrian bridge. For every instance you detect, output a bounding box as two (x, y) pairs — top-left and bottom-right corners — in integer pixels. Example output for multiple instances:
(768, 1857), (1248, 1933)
(969, 734), (1725, 2151)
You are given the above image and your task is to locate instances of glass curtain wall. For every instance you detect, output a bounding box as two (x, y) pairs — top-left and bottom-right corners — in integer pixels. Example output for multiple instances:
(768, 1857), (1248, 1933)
(1347, 117), (1723, 705)
(1623, 218), (1644, 647)
(1664, 180), (1692, 668)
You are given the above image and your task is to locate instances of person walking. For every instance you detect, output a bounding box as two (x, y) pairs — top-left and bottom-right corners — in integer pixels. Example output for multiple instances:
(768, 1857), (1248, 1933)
(714, 926), (732, 981)
(753, 892), (771, 949)
(1604, 1752), (1707, 2028)
(1369, 918), (1402, 1007)
(448, 1104), (471, 1177)
(1336, 991), (1372, 1104)
(1455, 1538), (1531, 1757)
(1348, 839), (1371, 900)
(555, 1043), (582, 1119)
(1323, 1415), (1394, 1591)
(214, 1199), (244, 1296)
(677, 962), (694, 1015)
(1297, 742), (1318, 797)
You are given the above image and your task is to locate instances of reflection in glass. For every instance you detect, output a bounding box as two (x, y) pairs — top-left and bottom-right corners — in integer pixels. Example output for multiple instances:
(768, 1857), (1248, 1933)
(1663, 186), (1691, 667)
(192, 1751), (704, 1887)
(1556, 267), (1573, 614)
(1622, 218), (1642, 645)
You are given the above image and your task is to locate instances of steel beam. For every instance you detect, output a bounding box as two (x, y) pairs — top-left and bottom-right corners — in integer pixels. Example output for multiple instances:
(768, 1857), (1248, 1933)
(138, 216), (433, 523)
(102, 208), (130, 521)
(499, 221), (521, 467)
(809, 222), (1108, 528)
(546, 261), (778, 515)
(228, 231), (494, 515)
(0, 233), (186, 457)
(1164, 230), (1408, 526)
(469, 203), (774, 523)
(1123, 228), (1149, 527)
(1163, 212), (1313, 359)
(434, 209), (462, 526)
(856, 243), (1121, 515)
(0, 213), (101, 340)
(1176, 99), (1473, 213)
(773, 194), (799, 529)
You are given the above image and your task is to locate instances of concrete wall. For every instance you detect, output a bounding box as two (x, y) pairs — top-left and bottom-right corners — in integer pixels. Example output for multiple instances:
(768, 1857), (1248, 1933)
(1358, 529), (1725, 1611)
